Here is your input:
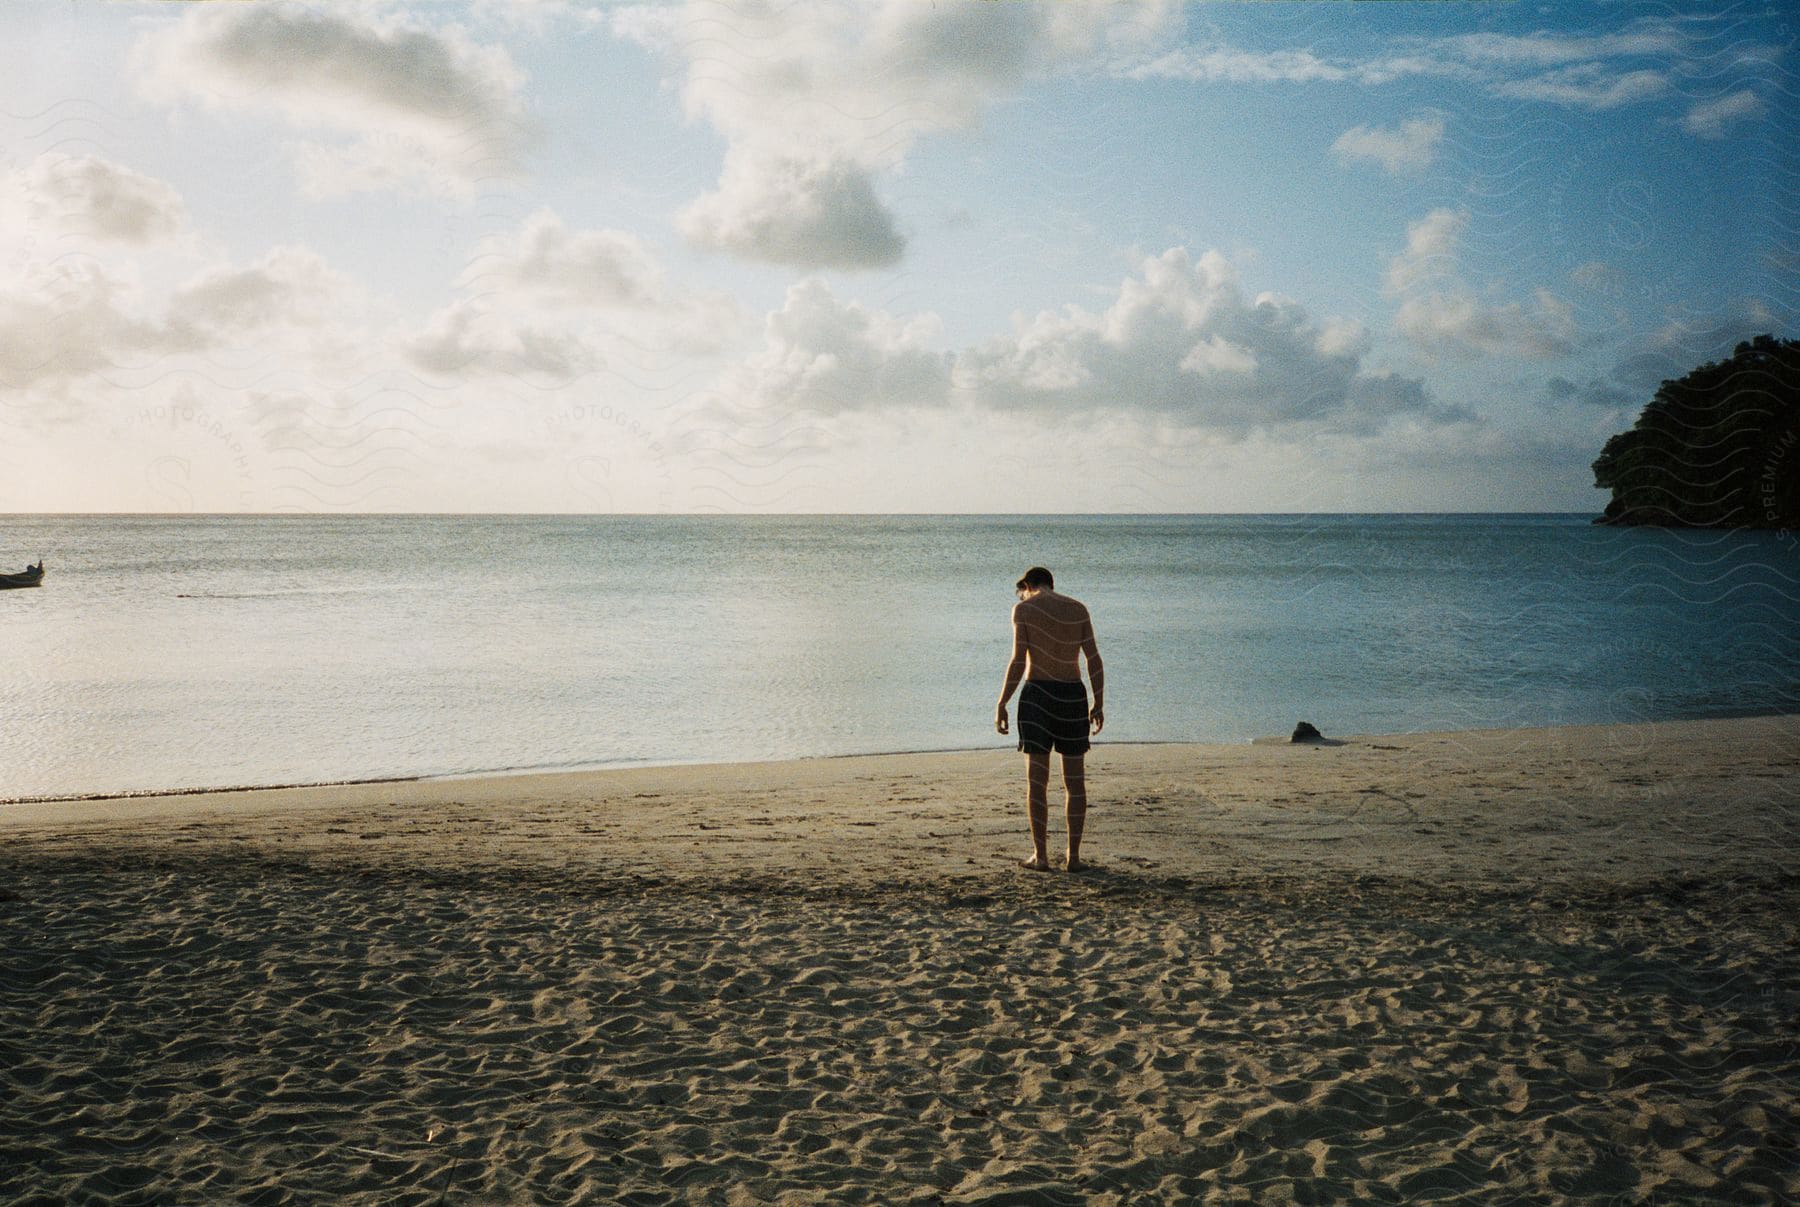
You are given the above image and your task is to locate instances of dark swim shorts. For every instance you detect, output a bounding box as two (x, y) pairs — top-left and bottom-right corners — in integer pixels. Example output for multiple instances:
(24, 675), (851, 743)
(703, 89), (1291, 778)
(1016, 679), (1091, 757)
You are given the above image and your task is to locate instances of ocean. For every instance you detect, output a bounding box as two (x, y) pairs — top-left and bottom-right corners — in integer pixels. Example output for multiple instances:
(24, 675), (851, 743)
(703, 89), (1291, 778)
(3, 513), (1795, 800)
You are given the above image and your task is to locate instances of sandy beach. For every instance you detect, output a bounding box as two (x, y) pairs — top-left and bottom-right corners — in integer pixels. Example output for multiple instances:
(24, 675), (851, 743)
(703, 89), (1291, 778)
(3, 714), (1796, 1203)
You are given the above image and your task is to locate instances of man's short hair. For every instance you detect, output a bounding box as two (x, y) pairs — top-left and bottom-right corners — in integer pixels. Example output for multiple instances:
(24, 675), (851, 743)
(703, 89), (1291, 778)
(1016, 566), (1054, 590)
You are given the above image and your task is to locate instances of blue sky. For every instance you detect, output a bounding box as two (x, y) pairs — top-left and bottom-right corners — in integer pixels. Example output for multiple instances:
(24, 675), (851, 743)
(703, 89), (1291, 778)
(0, 1), (1789, 512)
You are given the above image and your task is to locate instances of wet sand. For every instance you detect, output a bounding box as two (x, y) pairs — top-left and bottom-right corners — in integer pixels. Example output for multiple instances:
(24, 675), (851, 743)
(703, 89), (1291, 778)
(2, 715), (1796, 1203)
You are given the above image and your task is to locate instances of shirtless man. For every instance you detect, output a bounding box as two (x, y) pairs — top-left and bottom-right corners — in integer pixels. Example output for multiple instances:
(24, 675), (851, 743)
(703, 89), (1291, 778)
(994, 566), (1104, 871)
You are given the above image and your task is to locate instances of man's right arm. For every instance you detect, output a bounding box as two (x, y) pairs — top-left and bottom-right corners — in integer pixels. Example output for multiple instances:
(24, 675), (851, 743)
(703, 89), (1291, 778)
(999, 605), (1028, 706)
(996, 606), (1030, 734)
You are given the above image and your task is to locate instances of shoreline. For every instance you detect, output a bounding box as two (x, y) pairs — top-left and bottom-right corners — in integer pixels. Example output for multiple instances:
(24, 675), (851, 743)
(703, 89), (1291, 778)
(6, 712), (1795, 894)
(8, 705), (1798, 809)
(0, 740), (1216, 808)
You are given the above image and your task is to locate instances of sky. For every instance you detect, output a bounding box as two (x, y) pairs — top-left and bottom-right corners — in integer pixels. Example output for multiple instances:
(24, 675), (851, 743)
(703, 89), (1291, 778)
(0, 0), (1790, 513)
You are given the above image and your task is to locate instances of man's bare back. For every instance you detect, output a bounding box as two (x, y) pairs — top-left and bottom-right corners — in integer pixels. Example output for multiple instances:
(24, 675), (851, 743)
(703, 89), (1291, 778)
(1013, 589), (1094, 683)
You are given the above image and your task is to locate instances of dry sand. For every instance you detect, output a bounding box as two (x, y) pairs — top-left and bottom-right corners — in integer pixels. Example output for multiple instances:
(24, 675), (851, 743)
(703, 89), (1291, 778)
(2, 715), (1796, 1204)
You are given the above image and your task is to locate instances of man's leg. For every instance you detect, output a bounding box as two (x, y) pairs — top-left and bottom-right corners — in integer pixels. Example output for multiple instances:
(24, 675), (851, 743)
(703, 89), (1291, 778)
(1023, 751), (1051, 868)
(1062, 753), (1087, 870)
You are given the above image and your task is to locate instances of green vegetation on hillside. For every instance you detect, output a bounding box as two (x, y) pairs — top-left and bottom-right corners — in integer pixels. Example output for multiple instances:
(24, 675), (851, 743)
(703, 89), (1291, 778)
(1592, 335), (1799, 528)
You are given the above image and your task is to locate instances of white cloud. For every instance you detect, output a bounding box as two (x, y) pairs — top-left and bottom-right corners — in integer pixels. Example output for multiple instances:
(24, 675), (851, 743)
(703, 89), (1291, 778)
(625, 0), (1176, 269)
(474, 208), (671, 309)
(1126, 44), (1349, 84)
(1122, 16), (1759, 123)
(696, 249), (1469, 440)
(667, 277), (953, 502)
(654, 0), (1170, 153)
(168, 247), (353, 338)
(1493, 64), (1667, 109)
(1386, 211), (1576, 360)
(950, 248), (1469, 437)
(1681, 90), (1766, 139)
(1395, 288), (1577, 360)
(403, 300), (600, 382)
(0, 263), (190, 390)
(678, 151), (906, 270)
(0, 244), (353, 400)
(1331, 115), (1445, 174)
(1442, 28), (1685, 66)
(1179, 334), (1258, 375)
(1316, 317), (1371, 360)
(133, 5), (533, 197)
(405, 209), (738, 379)
(720, 279), (951, 415)
(1129, 25), (1689, 89)
(1385, 207), (1467, 293)
(13, 154), (188, 244)
(479, 208), (738, 346)
(682, 253), (1469, 495)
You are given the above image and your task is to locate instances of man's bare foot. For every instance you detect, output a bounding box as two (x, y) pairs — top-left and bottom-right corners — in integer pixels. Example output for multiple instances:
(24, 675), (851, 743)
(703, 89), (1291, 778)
(1020, 855), (1052, 871)
(1064, 855), (1085, 872)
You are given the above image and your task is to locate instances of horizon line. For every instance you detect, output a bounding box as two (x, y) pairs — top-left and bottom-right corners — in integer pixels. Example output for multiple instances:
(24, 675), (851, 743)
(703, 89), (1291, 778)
(1, 509), (1602, 519)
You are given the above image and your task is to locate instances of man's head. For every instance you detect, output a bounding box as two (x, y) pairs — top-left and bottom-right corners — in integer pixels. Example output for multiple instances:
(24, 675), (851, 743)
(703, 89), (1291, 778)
(1015, 566), (1054, 596)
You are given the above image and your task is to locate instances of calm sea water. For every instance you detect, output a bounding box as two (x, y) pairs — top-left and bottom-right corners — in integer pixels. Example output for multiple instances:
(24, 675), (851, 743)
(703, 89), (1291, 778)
(2, 514), (1796, 800)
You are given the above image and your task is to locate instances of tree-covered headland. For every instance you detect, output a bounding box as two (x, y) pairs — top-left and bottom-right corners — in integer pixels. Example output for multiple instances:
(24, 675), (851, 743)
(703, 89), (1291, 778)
(1592, 334), (1799, 528)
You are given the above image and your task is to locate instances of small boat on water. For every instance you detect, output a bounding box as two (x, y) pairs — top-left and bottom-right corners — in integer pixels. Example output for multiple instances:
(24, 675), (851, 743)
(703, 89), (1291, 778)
(1, 560), (44, 589)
